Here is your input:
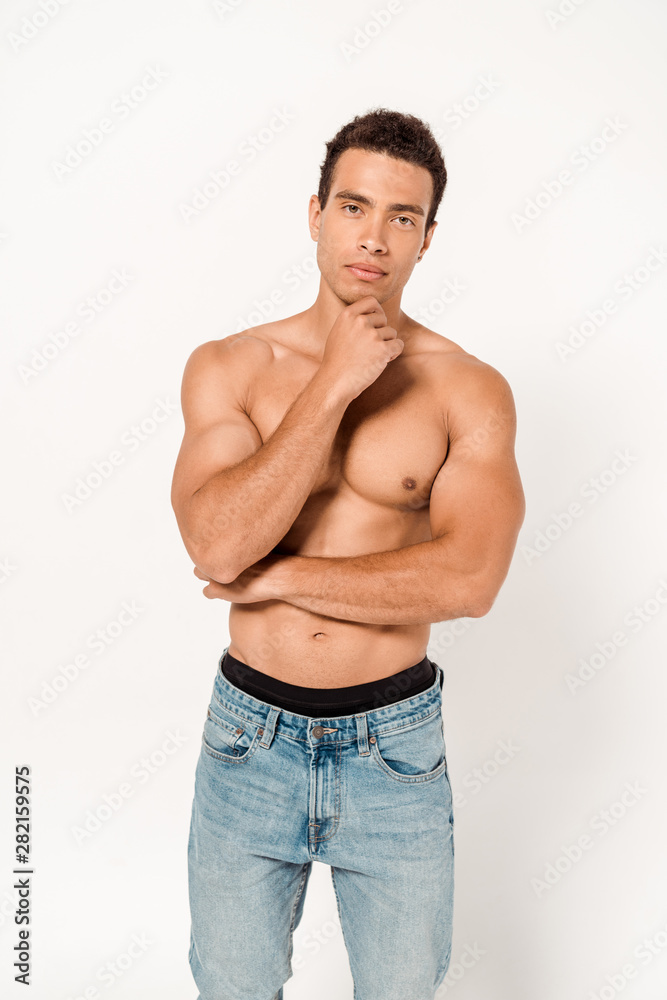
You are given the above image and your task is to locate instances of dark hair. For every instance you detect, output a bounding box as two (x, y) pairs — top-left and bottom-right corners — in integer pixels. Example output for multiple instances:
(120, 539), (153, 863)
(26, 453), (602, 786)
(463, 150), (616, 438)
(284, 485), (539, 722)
(317, 107), (447, 236)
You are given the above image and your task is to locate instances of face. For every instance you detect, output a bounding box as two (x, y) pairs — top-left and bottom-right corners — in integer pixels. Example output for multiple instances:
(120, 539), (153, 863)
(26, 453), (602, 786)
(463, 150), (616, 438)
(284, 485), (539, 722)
(308, 147), (437, 307)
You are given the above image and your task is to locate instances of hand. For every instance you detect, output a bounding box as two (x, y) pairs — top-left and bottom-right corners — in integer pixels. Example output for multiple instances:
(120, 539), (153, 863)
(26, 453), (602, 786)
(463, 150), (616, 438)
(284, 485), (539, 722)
(317, 295), (404, 403)
(193, 554), (285, 603)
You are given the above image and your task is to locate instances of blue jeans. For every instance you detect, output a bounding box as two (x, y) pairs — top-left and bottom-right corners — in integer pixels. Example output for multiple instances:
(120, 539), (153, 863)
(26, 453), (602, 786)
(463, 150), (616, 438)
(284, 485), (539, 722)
(188, 647), (455, 1000)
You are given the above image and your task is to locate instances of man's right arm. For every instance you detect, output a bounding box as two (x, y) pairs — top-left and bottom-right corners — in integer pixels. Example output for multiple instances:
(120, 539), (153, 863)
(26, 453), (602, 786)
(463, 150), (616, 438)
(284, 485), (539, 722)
(170, 336), (349, 584)
(171, 296), (404, 583)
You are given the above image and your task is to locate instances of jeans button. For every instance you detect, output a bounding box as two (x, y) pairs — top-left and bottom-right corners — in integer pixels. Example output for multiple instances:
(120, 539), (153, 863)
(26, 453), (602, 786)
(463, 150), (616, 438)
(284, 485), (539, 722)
(312, 725), (324, 738)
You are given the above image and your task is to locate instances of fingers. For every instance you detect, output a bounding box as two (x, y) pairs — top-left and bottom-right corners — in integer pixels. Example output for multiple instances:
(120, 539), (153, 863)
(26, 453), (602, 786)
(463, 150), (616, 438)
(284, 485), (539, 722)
(352, 294), (382, 313)
(379, 326), (399, 342)
(354, 295), (386, 324)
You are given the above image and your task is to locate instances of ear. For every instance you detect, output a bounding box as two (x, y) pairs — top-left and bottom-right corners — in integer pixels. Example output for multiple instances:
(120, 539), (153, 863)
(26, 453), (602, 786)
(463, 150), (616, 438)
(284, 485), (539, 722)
(420, 219), (438, 256)
(308, 194), (322, 241)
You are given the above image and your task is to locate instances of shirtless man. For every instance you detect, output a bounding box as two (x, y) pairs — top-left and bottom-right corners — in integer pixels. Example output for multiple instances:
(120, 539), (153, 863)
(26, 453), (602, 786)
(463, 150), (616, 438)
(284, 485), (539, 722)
(172, 109), (525, 1000)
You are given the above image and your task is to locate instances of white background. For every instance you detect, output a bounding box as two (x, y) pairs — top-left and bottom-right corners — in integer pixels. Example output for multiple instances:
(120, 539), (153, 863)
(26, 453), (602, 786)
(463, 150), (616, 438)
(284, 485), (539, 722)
(2, 1), (666, 998)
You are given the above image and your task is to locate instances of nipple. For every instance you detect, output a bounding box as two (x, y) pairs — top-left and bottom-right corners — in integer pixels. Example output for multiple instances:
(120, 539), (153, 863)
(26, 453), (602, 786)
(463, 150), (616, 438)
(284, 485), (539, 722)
(402, 477), (417, 490)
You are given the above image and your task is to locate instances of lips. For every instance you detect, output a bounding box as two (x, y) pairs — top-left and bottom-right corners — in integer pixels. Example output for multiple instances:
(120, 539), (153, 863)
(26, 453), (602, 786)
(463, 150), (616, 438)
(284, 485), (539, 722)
(346, 263), (386, 280)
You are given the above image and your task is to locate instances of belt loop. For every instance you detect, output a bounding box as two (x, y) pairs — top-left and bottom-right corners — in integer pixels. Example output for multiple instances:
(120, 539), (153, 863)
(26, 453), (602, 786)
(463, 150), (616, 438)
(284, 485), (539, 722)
(355, 713), (370, 756)
(259, 706), (280, 749)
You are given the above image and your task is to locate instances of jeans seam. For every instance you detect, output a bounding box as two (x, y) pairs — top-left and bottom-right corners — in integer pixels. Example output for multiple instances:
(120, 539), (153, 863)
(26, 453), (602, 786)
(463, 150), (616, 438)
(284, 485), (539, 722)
(311, 740), (342, 843)
(286, 864), (310, 972)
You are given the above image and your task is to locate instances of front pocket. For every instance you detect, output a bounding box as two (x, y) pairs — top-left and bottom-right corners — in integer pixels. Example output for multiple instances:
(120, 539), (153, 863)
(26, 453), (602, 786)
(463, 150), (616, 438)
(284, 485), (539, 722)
(201, 704), (261, 763)
(370, 711), (449, 784)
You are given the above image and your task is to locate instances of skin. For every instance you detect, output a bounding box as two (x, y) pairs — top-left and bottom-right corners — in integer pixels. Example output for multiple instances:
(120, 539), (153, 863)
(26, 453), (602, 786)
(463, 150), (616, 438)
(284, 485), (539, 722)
(171, 147), (526, 688)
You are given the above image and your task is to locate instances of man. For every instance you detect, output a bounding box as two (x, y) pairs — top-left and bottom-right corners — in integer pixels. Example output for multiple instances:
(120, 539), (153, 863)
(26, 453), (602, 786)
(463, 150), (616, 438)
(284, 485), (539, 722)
(171, 108), (525, 1000)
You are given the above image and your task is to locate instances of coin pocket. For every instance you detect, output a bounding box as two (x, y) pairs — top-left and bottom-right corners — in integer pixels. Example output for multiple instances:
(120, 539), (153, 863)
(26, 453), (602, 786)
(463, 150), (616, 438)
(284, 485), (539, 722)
(201, 704), (260, 763)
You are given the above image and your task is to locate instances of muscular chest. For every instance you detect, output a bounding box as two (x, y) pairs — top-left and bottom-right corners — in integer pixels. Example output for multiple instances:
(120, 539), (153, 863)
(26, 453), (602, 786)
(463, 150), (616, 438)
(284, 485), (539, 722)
(248, 356), (448, 512)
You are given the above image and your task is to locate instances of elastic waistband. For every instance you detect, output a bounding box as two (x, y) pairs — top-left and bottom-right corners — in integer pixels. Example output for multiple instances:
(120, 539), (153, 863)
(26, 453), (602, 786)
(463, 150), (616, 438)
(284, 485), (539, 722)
(221, 647), (436, 717)
(211, 646), (445, 745)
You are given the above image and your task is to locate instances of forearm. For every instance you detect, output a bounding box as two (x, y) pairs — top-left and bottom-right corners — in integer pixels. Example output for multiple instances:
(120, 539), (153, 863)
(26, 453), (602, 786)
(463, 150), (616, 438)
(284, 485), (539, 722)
(186, 372), (348, 582)
(270, 541), (486, 625)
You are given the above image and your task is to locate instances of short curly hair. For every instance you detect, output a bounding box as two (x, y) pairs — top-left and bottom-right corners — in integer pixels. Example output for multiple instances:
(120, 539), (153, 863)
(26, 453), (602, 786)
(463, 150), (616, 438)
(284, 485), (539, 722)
(317, 107), (447, 236)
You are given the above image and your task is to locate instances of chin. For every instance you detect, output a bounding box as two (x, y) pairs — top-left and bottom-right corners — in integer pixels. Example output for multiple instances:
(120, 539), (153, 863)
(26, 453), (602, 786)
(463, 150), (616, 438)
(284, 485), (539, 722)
(336, 281), (386, 305)
(328, 282), (360, 306)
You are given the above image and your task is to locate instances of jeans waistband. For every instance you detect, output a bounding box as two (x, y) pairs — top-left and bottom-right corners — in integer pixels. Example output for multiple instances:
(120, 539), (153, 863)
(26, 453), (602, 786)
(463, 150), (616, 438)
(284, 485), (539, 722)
(211, 646), (445, 750)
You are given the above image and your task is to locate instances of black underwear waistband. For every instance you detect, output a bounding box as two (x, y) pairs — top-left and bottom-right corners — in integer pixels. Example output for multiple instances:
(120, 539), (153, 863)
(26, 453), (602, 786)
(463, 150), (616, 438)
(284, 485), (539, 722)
(220, 649), (436, 718)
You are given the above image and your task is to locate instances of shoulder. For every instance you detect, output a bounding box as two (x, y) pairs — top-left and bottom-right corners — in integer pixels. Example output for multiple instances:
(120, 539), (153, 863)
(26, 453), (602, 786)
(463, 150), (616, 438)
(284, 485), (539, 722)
(183, 331), (274, 372)
(178, 333), (274, 421)
(408, 323), (515, 401)
(179, 331), (275, 396)
(407, 324), (517, 441)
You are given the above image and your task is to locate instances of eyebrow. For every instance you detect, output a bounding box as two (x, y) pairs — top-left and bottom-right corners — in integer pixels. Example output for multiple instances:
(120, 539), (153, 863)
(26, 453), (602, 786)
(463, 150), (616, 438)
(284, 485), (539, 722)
(334, 189), (425, 218)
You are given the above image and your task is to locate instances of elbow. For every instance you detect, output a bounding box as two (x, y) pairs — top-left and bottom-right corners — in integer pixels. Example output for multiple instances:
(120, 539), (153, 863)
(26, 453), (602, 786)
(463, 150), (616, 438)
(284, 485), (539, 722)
(459, 577), (498, 619)
(467, 580), (502, 618)
(197, 557), (241, 585)
(189, 541), (244, 585)
(173, 504), (243, 584)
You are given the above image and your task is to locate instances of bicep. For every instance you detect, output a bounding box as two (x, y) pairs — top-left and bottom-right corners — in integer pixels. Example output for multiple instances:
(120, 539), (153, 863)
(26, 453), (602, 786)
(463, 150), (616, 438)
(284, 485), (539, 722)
(429, 365), (525, 585)
(170, 339), (264, 524)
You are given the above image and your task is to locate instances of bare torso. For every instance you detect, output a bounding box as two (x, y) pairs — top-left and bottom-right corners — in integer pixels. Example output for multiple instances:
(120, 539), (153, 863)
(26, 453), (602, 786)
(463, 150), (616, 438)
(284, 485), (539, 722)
(225, 313), (472, 687)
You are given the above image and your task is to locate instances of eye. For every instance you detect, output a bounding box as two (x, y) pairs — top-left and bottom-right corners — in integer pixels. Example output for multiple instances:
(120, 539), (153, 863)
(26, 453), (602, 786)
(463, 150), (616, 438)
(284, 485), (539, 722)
(343, 204), (361, 214)
(396, 216), (415, 226)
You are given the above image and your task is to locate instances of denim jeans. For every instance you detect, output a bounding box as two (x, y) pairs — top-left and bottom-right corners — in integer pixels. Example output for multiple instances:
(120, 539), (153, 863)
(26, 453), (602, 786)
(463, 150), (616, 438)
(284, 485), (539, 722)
(188, 646), (455, 1000)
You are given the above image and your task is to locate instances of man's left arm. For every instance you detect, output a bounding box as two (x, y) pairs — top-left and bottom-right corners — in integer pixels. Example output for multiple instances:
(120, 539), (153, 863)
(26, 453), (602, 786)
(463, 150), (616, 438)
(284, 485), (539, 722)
(197, 360), (526, 626)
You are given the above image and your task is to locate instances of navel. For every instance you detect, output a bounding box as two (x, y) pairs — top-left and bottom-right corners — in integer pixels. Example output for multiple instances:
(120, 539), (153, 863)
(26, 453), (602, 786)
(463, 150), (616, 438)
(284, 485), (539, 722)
(313, 632), (326, 639)
(402, 477), (417, 490)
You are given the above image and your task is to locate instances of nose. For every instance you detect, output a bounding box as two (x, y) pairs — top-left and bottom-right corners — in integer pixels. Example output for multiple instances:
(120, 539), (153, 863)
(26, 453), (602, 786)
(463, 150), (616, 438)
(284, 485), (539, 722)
(358, 217), (387, 255)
